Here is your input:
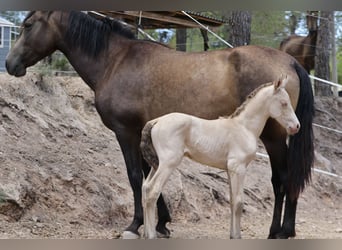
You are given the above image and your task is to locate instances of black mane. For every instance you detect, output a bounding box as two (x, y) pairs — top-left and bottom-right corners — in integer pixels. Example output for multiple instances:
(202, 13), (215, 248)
(23, 11), (35, 23)
(65, 11), (135, 58)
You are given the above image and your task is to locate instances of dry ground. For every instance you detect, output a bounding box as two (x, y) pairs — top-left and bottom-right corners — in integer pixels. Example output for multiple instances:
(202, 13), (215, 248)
(0, 73), (341, 239)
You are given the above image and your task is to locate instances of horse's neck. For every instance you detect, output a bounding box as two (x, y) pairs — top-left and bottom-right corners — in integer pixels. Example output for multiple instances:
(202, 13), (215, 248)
(308, 30), (317, 43)
(56, 43), (104, 91)
(233, 87), (272, 137)
(55, 18), (112, 91)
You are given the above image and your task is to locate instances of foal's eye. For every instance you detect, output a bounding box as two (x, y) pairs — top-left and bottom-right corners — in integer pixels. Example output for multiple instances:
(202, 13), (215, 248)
(281, 101), (288, 107)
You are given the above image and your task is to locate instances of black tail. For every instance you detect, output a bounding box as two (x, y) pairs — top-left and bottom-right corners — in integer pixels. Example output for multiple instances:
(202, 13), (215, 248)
(140, 120), (159, 169)
(287, 61), (315, 199)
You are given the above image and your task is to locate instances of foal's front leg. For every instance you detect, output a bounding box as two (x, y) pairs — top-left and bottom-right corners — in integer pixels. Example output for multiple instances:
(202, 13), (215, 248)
(227, 159), (247, 239)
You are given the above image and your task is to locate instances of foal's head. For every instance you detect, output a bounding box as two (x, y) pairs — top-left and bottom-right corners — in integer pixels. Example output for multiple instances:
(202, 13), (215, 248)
(268, 76), (300, 135)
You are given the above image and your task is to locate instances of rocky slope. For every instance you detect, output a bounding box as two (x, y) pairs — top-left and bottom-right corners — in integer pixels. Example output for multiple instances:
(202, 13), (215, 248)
(0, 73), (341, 238)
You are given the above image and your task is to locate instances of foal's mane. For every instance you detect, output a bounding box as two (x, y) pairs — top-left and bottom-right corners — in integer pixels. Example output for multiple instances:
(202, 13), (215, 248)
(228, 81), (274, 118)
(65, 11), (136, 58)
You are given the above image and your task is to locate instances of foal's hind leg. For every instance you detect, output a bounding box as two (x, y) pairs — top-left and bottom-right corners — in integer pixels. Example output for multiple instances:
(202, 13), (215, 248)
(142, 159), (171, 238)
(143, 158), (180, 239)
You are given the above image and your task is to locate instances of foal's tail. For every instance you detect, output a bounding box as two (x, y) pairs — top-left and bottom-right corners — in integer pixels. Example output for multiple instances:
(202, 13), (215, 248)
(140, 120), (159, 169)
(287, 61), (315, 200)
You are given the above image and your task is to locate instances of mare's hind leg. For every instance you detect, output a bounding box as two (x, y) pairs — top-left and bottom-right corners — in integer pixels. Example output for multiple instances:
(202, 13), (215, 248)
(141, 159), (171, 237)
(262, 133), (296, 239)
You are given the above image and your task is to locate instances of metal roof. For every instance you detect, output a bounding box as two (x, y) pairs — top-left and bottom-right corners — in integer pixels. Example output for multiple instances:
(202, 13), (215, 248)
(0, 16), (15, 27)
(88, 11), (226, 29)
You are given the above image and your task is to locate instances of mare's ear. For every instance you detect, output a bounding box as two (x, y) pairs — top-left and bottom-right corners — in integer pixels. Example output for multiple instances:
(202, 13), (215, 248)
(274, 74), (288, 91)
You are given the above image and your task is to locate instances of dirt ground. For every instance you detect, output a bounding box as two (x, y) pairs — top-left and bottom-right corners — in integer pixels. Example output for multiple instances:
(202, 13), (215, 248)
(0, 73), (341, 239)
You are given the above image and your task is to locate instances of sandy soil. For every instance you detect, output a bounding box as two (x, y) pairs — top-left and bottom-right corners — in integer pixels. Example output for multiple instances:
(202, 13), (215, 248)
(0, 73), (341, 239)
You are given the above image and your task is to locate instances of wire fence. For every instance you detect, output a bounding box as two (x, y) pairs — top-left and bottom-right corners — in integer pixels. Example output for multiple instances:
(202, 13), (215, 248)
(1, 12), (341, 179)
(181, 11), (342, 179)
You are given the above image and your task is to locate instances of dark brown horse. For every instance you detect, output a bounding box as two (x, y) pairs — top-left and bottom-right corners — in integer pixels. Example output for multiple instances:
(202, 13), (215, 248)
(279, 12), (318, 73)
(6, 11), (314, 239)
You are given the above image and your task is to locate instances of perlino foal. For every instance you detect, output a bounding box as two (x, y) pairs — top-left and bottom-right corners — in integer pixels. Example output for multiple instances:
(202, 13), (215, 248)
(140, 76), (300, 239)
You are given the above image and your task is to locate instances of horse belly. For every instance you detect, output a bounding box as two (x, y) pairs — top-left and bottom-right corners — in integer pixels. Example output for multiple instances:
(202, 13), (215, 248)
(185, 147), (228, 170)
(186, 125), (257, 170)
(185, 130), (231, 170)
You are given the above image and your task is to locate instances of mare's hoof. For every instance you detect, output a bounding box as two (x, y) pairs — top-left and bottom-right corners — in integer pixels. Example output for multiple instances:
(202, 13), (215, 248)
(268, 232), (294, 239)
(122, 230), (140, 239)
(156, 226), (171, 238)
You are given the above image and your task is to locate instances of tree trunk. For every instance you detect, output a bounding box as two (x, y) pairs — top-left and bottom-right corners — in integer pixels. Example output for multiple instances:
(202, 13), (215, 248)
(314, 11), (333, 96)
(289, 14), (297, 34)
(176, 29), (187, 51)
(200, 29), (209, 51)
(227, 11), (251, 47)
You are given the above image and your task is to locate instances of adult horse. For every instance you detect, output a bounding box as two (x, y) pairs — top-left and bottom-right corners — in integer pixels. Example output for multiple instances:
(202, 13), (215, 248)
(6, 11), (314, 239)
(279, 11), (318, 73)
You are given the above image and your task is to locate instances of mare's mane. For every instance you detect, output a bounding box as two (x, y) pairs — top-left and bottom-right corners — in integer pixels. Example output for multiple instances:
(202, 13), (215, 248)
(23, 11), (174, 59)
(65, 11), (136, 58)
(23, 11), (35, 23)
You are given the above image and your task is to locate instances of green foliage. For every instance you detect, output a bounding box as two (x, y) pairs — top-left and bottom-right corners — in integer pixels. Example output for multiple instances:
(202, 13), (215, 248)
(186, 28), (206, 52)
(337, 49), (342, 83)
(52, 56), (70, 71)
(250, 11), (294, 48)
(0, 11), (27, 25)
(31, 52), (74, 76)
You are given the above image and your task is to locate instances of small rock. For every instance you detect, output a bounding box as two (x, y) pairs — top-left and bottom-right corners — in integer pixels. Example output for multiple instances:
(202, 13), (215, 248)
(112, 231), (121, 239)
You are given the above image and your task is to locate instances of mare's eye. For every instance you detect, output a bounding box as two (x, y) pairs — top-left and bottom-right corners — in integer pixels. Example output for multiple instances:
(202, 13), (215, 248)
(24, 22), (33, 29)
(281, 101), (287, 107)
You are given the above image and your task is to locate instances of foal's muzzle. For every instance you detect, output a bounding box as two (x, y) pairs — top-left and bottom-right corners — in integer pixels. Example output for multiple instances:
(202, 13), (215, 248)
(288, 123), (300, 135)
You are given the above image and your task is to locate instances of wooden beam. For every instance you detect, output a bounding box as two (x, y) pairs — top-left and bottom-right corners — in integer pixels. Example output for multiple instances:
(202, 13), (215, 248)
(112, 11), (202, 28)
(98, 11), (223, 29)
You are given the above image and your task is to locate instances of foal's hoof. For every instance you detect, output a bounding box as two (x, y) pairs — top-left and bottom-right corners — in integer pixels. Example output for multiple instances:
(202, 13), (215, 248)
(122, 230), (140, 239)
(156, 225), (171, 238)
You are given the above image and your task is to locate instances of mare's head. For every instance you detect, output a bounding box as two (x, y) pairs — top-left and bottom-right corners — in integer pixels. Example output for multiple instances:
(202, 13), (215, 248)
(6, 11), (136, 77)
(268, 76), (300, 135)
(306, 11), (318, 32)
(6, 11), (60, 76)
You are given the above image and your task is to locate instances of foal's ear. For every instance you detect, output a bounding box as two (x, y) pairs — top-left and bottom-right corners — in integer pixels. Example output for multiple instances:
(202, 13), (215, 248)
(274, 75), (288, 91)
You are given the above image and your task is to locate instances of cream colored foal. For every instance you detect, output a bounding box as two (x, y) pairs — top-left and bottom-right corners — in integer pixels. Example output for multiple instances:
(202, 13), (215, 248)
(140, 76), (300, 239)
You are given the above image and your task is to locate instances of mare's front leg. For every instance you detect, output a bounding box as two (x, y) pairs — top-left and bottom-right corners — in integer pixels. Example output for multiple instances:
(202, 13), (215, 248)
(280, 193), (297, 238)
(262, 134), (296, 239)
(116, 130), (171, 239)
(227, 158), (247, 239)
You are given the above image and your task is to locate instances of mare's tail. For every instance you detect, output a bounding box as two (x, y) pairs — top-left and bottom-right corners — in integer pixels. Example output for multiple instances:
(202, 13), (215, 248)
(140, 120), (159, 169)
(287, 61), (315, 199)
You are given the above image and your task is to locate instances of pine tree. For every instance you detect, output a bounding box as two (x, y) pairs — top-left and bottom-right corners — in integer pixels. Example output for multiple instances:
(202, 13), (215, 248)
(226, 11), (251, 47)
(314, 11), (334, 96)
